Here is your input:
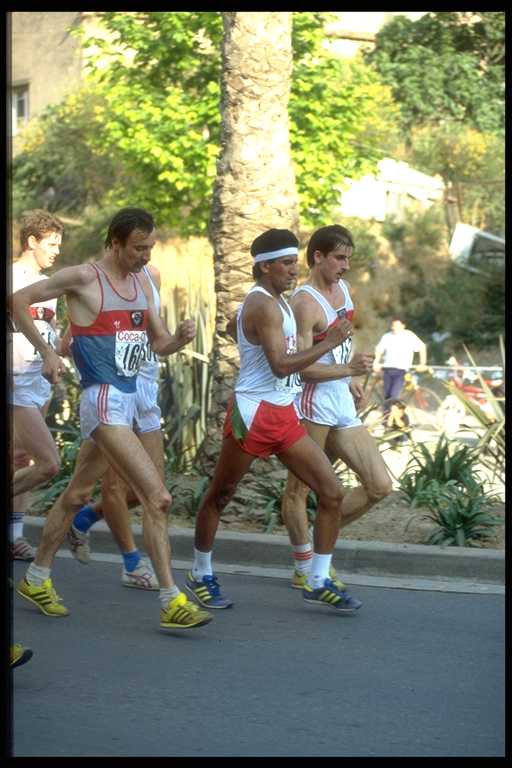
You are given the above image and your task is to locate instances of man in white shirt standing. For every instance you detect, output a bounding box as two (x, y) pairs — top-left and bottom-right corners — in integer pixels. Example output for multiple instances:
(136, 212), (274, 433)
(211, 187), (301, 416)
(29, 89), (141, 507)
(373, 318), (427, 409)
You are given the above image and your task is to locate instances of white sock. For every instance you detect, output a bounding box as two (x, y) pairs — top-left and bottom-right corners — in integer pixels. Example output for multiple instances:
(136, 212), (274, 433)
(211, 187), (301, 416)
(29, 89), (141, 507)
(11, 513), (24, 542)
(292, 543), (313, 574)
(307, 553), (333, 589)
(25, 563), (51, 586)
(192, 548), (213, 580)
(159, 585), (181, 608)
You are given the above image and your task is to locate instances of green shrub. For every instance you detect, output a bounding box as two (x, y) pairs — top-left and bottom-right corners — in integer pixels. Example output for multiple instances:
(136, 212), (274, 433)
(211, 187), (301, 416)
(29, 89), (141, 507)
(424, 487), (503, 547)
(399, 434), (481, 509)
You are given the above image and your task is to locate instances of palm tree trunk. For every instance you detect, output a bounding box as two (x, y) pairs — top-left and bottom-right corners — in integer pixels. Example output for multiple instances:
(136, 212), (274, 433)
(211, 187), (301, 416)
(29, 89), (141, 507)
(201, 11), (299, 463)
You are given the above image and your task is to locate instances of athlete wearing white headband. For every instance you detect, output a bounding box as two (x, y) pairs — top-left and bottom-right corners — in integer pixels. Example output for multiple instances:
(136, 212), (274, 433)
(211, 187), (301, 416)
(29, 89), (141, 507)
(252, 246), (299, 264)
(186, 227), (360, 617)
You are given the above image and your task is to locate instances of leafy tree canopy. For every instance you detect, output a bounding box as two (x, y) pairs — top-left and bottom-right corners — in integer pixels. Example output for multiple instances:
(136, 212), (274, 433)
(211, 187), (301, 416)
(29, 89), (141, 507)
(13, 11), (401, 236)
(407, 123), (504, 235)
(367, 12), (505, 136)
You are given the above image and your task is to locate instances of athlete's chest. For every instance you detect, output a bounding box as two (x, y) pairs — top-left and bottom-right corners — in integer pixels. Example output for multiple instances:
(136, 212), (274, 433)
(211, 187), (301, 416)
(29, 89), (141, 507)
(312, 288), (345, 332)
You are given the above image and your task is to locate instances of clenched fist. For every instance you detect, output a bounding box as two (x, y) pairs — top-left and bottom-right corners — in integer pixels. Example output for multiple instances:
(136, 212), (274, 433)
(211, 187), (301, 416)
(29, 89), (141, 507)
(325, 318), (352, 348)
(348, 353), (374, 376)
(175, 319), (196, 346)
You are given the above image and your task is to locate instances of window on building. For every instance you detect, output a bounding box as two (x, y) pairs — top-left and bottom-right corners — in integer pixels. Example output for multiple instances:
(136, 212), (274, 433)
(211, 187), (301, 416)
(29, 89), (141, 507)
(11, 84), (29, 136)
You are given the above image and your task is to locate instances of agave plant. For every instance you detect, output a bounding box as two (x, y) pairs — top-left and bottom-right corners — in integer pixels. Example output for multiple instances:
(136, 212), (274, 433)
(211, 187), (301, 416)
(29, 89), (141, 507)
(250, 475), (318, 534)
(444, 342), (505, 484)
(250, 476), (287, 534)
(424, 486), (504, 547)
(399, 433), (482, 508)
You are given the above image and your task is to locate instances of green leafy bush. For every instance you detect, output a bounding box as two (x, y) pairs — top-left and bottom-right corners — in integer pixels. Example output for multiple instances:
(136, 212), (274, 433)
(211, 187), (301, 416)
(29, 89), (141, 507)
(399, 434), (481, 509)
(424, 487), (503, 547)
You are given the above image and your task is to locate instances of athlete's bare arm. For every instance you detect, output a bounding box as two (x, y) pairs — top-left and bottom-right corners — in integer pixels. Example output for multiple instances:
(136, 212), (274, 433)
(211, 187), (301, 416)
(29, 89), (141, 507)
(349, 378), (368, 411)
(288, 292), (372, 382)
(243, 292), (348, 378)
(11, 265), (98, 384)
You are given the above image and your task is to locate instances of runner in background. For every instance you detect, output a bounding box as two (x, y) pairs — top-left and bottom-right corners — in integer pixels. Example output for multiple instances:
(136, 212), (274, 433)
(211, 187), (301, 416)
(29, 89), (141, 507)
(9, 210), (65, 561)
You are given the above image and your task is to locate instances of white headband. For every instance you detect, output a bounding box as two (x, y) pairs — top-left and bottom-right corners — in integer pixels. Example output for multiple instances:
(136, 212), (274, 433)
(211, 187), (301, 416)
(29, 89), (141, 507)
(253, 246), (298, 264)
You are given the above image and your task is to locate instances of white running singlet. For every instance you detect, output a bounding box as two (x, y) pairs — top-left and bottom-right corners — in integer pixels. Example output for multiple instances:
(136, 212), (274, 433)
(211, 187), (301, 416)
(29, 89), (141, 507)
(134, 266), (161, 432)
(138, 265), (160, 383)
(11, 262), (58, 376)
(293, 280), (362, 430)
(234, 286), (302, 431)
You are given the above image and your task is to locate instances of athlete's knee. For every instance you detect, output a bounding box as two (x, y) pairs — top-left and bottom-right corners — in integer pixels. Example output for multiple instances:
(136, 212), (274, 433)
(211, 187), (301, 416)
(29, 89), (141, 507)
(146, 485), (172, 518)
(318, 481), (344, 515)
(208, 482), (237, 512)
(366, 476), (393, 504)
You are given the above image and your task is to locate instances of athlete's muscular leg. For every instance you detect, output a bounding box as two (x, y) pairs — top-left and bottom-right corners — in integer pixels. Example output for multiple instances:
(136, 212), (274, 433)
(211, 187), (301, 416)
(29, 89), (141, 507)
(34, 439), (109, 568)
(99, 465), (137, 553)
(12, 405), (60, 496)
(278, 436), (344, 554)
(12, 444), (32, 527)
(194, 436), (255, 552)
(135, 428), (165, 563)
(90, 424), (173, 588)
(326, 425), (392, 527)
(280, 421), (340, 545)
(89, 429), (164, 555)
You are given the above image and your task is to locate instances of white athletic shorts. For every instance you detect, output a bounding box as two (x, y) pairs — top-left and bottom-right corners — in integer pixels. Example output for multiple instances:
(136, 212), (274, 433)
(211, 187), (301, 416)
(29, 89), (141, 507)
(296, 379), (362, 430)
(80, 383), (137, 440)
(134, 376), (161, 434)
(10, 371), (52, 409)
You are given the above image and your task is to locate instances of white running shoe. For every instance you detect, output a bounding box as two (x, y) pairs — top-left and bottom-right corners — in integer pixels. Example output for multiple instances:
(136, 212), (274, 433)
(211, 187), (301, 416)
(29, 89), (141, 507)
(66, 524), (91, 564)
(122, 557), (159, 590)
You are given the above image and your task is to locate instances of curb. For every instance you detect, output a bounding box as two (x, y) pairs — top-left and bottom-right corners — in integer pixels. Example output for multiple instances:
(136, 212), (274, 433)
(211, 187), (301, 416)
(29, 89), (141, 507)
(23, 516), (504, 586)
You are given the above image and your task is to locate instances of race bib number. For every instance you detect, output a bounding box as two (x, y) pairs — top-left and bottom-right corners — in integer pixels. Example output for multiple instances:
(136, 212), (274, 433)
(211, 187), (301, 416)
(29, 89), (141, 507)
(333, 336), (353, 366)
(275, 371), (302, 393)
(139, 337), (158, 365)
(274, 333), (302, 393)
(115, 330), (146, 377)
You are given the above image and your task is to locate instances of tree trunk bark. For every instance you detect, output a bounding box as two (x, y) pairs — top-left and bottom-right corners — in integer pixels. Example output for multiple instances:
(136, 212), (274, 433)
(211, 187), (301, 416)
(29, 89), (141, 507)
(201, 11), (299, 465)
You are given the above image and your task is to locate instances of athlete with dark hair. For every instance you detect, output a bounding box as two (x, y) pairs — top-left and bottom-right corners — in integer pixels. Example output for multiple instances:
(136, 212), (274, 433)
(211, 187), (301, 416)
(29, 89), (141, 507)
(186, 228), (363, 614)
(11, 208), (212, 632)
(280, 225), (392, 588)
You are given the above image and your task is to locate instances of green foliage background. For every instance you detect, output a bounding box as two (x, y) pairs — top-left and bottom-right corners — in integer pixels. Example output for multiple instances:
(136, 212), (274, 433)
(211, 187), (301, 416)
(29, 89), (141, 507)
(367, 11), (505, 136)
(12, 11), (401, 235)
(11, 11), (504, 349)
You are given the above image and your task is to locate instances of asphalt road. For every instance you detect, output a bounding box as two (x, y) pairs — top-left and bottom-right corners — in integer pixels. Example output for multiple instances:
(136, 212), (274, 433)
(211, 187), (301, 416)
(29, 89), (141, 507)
(10, 557), (505, 757)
